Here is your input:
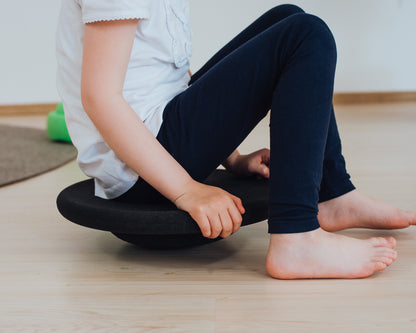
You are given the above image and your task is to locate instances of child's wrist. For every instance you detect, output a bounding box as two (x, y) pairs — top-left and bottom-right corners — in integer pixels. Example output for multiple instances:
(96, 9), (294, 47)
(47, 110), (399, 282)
(222, 151), (241, 171)
(172, 177), (198, 205)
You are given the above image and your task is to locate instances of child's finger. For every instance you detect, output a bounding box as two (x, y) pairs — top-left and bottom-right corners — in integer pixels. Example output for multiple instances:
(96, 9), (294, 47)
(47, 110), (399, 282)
(219, 209), (233, 238)
(260, 163), (270, 178)
(261, 148), (270, 164)
(231, 194), (245, 214)
(191, 210), (211, 238)
(227, 206), (243, 234)
(207, 211), (223, 239)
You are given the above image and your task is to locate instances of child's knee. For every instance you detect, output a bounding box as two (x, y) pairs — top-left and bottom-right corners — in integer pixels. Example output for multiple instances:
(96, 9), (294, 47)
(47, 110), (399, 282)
(285, 13), (337, 60)
(265, 4), (305, 22)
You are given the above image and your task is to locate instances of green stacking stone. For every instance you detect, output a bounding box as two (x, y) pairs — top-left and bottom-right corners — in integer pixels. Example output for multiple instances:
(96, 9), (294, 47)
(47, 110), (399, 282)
(47, 103), (72, 143)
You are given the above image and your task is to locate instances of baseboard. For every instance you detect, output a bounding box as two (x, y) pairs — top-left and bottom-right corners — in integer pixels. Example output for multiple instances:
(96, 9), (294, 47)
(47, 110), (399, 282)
(333, 91), (416, 104)
(1, 92), (416, 116)
(0, 103), (58, 116)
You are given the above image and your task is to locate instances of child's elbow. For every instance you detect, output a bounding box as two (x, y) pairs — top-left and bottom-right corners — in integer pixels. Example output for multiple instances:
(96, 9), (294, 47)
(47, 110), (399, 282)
(81, 89), (98, 115)
(81, 82), (101, 113)
(81, 86), (120, 118)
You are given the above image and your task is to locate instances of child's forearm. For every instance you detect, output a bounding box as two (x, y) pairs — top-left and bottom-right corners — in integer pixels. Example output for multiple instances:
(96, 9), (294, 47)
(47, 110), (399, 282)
(82, 95), (194, 203)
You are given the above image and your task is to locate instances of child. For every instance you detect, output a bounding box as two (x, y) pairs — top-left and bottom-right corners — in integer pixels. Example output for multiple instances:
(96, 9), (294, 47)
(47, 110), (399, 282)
(56, 1), (416, 279)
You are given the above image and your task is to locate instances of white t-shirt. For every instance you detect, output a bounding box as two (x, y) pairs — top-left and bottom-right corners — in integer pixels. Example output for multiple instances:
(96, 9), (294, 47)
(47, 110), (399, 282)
(56, 0), (192, 199)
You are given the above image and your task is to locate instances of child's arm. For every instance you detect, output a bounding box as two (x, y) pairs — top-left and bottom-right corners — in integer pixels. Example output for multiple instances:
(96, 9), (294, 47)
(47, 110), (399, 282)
(81, 19), (192, 203)
(81, 19), (244, 239)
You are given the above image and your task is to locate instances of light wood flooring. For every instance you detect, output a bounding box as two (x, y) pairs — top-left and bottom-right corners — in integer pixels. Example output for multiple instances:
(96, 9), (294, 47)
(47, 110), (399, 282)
(1, 103), (416, 332)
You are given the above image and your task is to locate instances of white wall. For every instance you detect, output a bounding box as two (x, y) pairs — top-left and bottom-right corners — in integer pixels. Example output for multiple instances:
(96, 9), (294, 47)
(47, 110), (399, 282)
(1, 0), (415, 105)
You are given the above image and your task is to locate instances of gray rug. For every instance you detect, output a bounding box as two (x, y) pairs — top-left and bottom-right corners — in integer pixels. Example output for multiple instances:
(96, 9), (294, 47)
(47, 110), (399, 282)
(0, 124), (77, 187)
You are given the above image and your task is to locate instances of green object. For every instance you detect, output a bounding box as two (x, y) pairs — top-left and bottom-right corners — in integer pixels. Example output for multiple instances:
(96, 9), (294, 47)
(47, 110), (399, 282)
(47, 103), (72, 143)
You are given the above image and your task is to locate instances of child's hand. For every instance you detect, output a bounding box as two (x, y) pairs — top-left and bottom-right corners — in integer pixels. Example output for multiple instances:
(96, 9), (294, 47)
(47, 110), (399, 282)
(226, 148), (270, 179)
(173, 181), (245, 239)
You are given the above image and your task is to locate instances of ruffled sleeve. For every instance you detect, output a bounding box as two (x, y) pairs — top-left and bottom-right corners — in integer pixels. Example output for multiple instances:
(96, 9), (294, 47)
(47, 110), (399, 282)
(165, 0), (193, 68)
(81, 0), (151, 24)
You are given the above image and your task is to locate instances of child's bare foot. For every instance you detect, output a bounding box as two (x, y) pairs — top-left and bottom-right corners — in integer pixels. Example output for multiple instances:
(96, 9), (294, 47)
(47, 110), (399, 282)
(318, 189), (416, 232)
(265, 228), (397, 279)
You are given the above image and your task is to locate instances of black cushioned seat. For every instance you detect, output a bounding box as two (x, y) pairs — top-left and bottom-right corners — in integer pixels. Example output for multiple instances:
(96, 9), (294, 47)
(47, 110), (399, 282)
(57, 169), (269, 249)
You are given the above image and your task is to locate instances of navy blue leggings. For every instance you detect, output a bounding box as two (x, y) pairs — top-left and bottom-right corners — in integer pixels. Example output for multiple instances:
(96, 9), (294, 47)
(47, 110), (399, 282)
(117, 4), (356, 234)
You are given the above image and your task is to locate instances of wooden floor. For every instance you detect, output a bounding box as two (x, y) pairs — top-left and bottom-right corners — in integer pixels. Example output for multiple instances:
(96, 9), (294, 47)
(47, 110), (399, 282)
(1, 103), (416, 332)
